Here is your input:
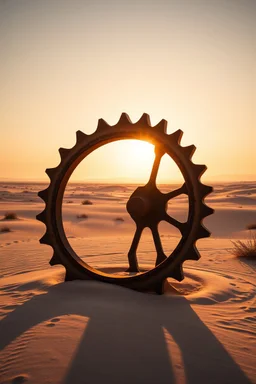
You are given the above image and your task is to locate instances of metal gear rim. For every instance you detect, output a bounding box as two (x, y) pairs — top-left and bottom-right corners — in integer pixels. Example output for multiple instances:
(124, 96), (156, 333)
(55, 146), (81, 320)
(37, 113), (214, 293)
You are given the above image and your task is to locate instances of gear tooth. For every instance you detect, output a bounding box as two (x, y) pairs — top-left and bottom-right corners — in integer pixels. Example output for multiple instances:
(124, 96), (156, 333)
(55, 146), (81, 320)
(201, 203), (214, 218)
(38, 188), (49, 202)
(200, 184), (213, 197)
(187, 246), (200, 260)
(59, 147), (70, 160)
(172, 264), (184, 281)
(182, 145), (196, 159)
(49, 252), (61, 266)
(39, 232), (51, 245)
(96, 118), (110, 131)
(194, 164), (207, 177)
(154, 119), (167, 133)
(36, 210), (47, 223)
(169, 129), (183, 144)
(118, 113), (132, 125)
(76, 130), (87, 144)
(198, 224), (211, 239)
(46, 167), (56, 179)
(137, 113), (151, 126)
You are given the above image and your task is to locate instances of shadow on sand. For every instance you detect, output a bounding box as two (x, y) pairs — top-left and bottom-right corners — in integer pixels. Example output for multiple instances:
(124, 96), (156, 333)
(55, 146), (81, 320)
(0, 280), (251, 384)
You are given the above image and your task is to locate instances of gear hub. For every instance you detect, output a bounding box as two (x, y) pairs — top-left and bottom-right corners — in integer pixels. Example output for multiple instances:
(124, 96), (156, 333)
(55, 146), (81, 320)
(37, 113), (214, 294)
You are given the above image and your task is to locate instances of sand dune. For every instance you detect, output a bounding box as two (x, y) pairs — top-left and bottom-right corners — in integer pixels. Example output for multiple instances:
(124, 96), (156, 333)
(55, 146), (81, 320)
(0, 181), (255, 383)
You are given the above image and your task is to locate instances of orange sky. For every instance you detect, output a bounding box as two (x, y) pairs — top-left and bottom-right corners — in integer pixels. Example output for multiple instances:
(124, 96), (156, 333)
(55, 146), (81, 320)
(0, 0), (255, 183)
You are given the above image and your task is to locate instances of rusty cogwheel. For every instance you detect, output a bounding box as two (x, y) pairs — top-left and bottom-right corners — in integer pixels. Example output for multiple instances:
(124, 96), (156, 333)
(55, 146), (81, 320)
(37, 113), (214, 294)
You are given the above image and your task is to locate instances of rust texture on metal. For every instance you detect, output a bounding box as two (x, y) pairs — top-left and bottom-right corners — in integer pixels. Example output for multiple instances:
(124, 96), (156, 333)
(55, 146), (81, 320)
(37, 113), (214, 294)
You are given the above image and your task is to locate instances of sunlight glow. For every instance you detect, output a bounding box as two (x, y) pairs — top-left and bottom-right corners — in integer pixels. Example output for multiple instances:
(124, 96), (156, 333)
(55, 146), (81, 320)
(69, 139), (156, 183)
(0, 1), (255, 182)
(117, 140), (155, 175)
(162, 327), (186, 384)
(68, 139), (184, 184)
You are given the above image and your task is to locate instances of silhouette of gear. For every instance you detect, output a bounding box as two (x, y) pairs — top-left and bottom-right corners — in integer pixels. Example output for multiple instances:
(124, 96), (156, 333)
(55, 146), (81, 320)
(37, 113), (214, 294)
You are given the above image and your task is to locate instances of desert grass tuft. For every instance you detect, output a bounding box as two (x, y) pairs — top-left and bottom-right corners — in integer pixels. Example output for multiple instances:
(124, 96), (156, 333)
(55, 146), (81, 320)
(231, 232), (256, 259)
(77, 214), (88, 219)
(3, 212), (18, 220)
(114, 217), (124, 222)
(0, 226), (11, 233)
(246, 223), (256, 230)
(81, 199), (93, 205)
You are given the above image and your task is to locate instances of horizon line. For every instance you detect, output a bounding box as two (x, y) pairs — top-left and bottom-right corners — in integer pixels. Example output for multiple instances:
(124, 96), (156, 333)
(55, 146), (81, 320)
(0, 177), (255, 184)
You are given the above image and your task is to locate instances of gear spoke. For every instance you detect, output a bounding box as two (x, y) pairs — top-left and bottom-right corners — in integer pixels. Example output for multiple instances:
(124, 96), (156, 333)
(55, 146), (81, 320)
(151, 225), (167, 266)
(164, 183), (187, 201)
(148, 146), (164, 186)
(163, 213), (186, 234)
(126, 225), (143, 272)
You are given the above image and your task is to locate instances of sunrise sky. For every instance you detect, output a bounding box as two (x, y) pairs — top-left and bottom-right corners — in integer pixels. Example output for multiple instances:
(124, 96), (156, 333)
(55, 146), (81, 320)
(0, 0), (255, 183)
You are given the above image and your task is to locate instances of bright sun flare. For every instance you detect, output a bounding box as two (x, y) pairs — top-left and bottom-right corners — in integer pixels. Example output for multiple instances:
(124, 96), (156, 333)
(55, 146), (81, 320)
(70, 138), (183, 183)
(116, 139), (183, 183)
(115, 139), (156, 182)
(124, 140), (155, 164)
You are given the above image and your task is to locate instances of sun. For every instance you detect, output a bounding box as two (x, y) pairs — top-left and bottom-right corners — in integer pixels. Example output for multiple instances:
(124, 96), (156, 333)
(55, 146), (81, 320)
(125, 139), (155, 164)
(117, 139), (183, 184)
(117, 139), (155, 181)
(68, 137), (183, 184)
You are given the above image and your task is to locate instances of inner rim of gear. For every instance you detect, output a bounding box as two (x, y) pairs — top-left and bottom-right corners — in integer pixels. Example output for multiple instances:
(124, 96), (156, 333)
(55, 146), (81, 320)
(57, 136), (193, 277)
(37, 113), (214, 294)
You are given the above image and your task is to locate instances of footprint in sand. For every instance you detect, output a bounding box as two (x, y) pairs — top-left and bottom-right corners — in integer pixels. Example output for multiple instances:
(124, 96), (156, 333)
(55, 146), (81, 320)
(218, 320), (232, 326)
(46, 317), (61, 327)
(243, 315), (256, 323)
(11, 374), (29, 384)
(223, 274), (235, 280)
(244, 307), (256, 313)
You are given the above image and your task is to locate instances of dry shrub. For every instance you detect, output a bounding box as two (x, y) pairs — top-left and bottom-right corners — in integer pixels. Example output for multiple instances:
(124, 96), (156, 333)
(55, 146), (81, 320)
(114, 217), (124, 222)
(0, 226), (11, 233)
(247, 223), (256, 230)
(77, 214), (88, 219)
(81, 199), (93, 205)
(231, 232), (256, 259)
(4, 212), (18, 220)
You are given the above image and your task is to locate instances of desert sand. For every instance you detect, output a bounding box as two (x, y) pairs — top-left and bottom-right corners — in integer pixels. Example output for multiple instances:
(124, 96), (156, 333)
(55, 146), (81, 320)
(0, 181), (255, 384)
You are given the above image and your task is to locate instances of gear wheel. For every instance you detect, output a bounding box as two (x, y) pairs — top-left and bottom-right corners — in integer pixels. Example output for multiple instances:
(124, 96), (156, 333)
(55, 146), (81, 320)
(37, 113), (214, 294)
